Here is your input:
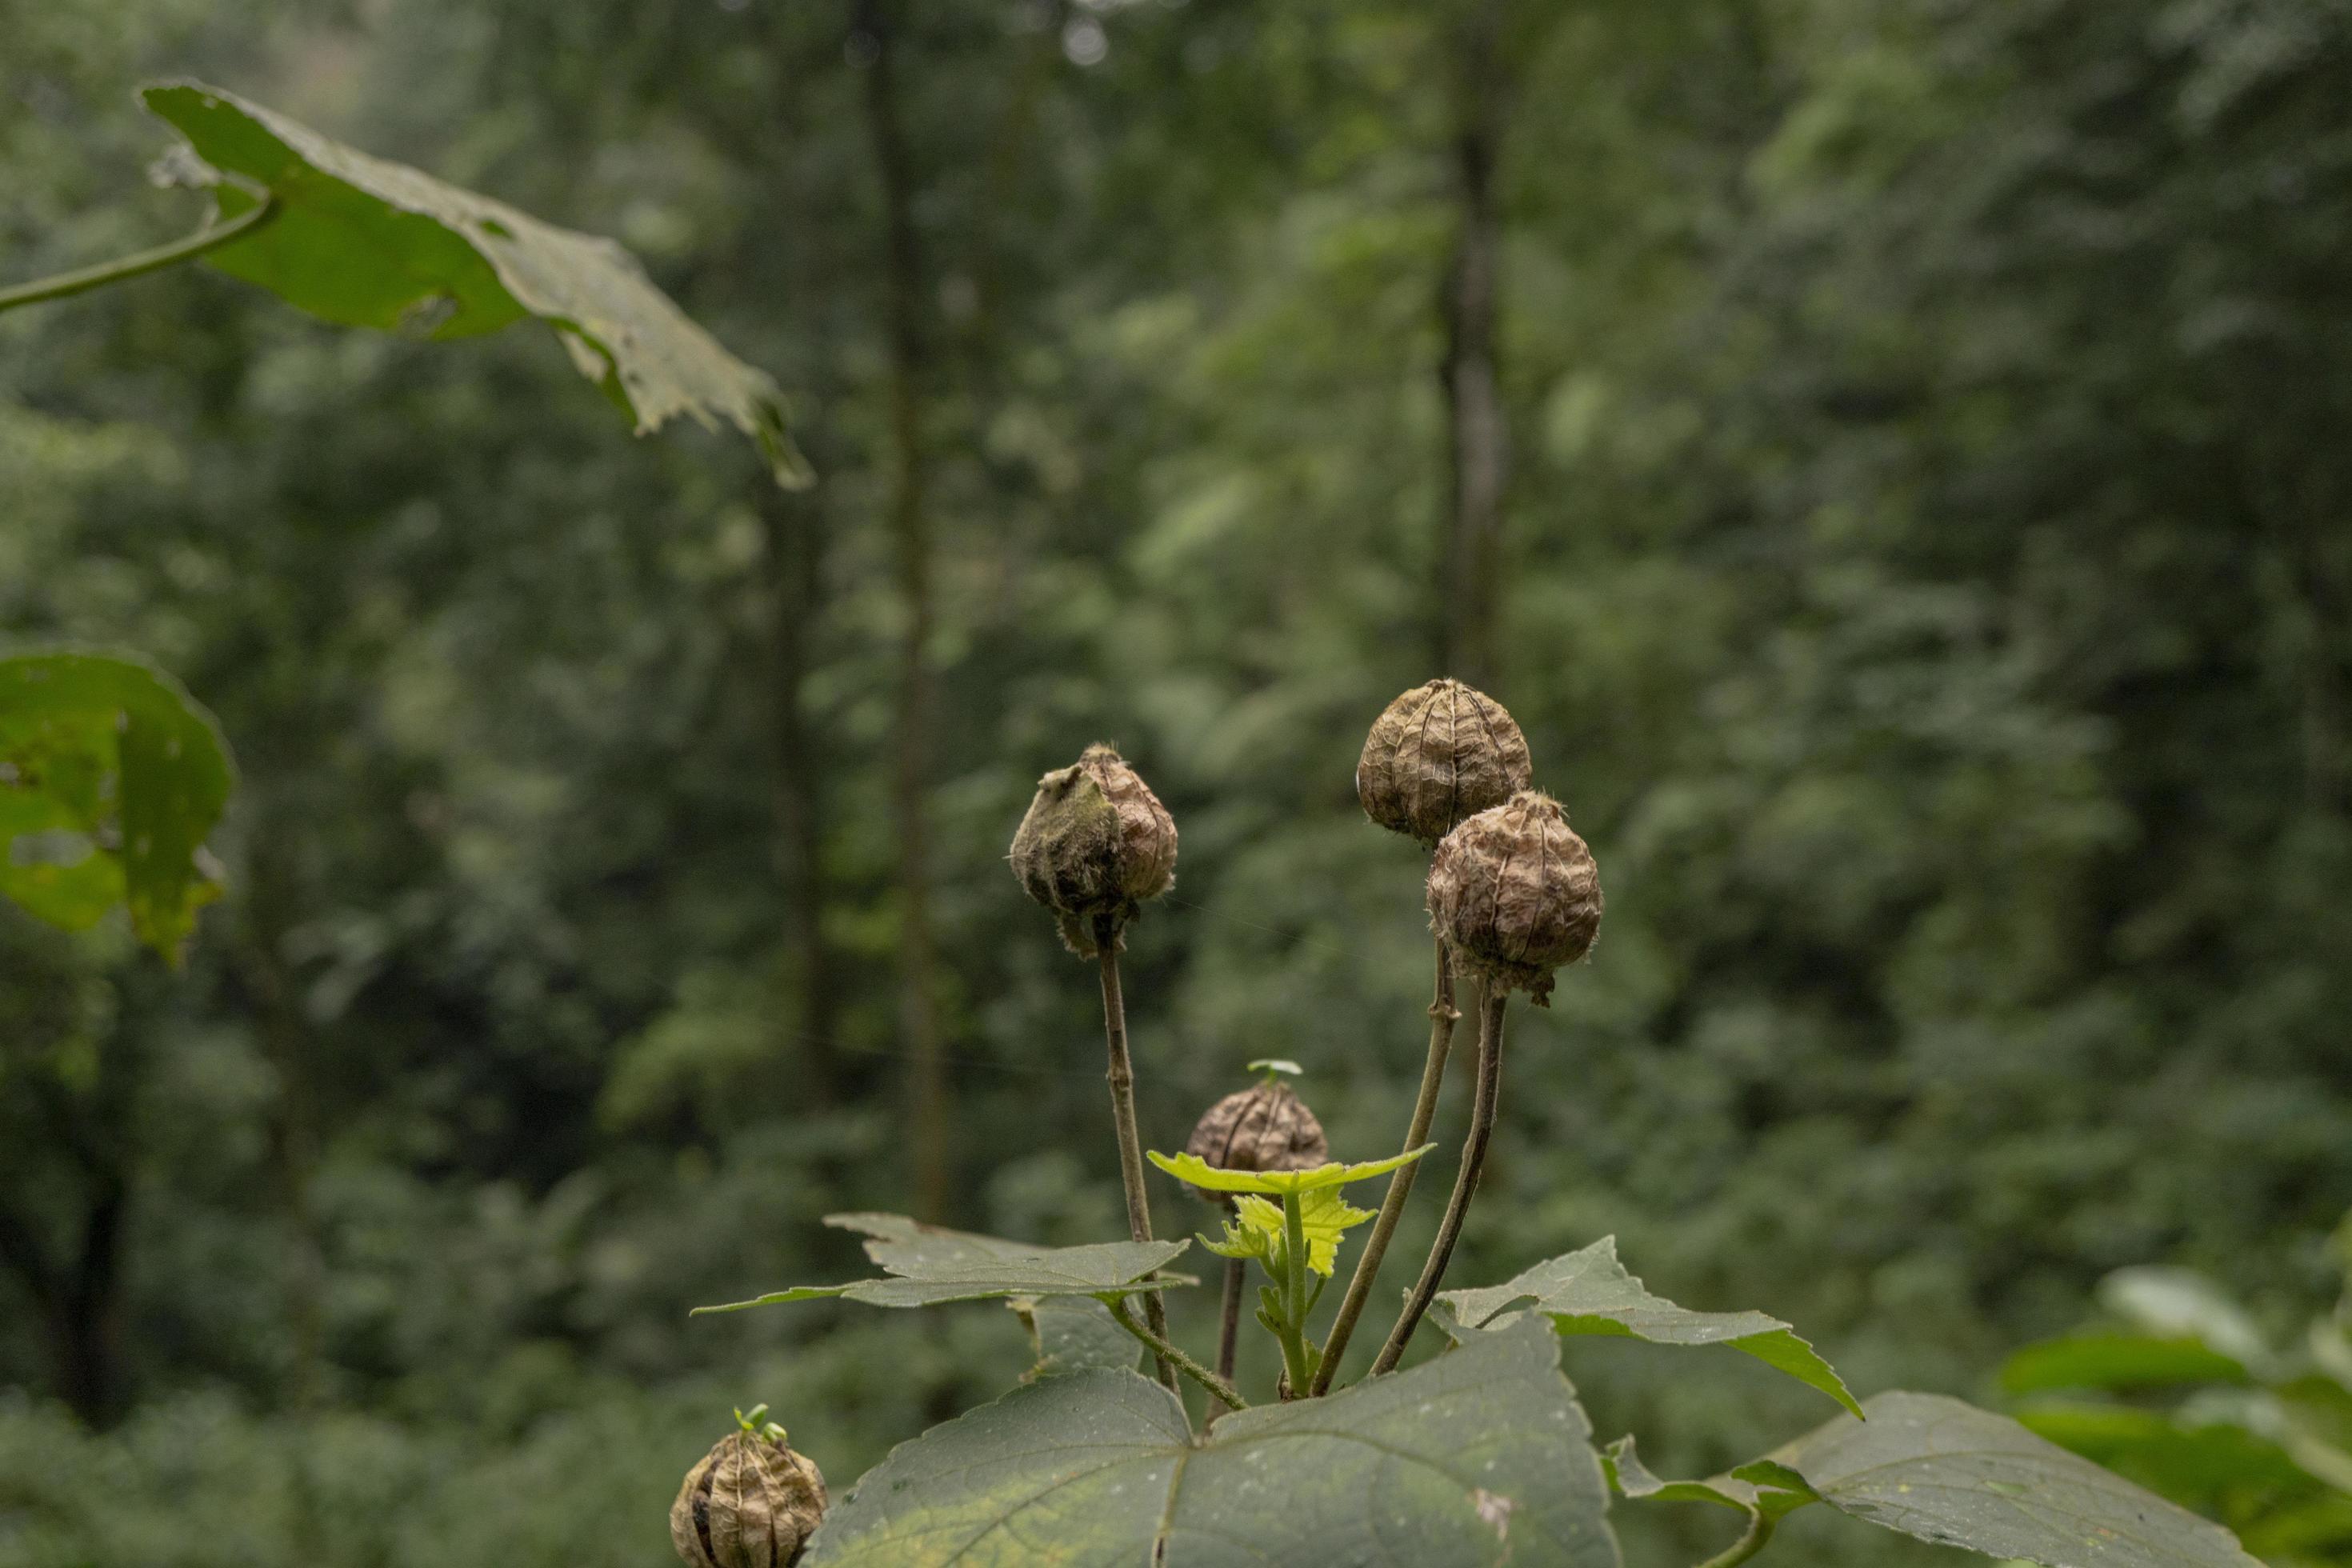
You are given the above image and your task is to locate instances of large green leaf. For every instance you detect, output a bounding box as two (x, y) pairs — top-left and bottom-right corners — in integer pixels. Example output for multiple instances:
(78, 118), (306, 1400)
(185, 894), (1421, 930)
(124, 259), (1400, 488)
(693, 1213), (1192, 1314)
(0, 650), (234, 960)
(139, 81), (810, 488)
(804, 1318), (1618, 1567)
(1781, 1391), (2262, 1568)
(1434, 1237), (1861, 1416)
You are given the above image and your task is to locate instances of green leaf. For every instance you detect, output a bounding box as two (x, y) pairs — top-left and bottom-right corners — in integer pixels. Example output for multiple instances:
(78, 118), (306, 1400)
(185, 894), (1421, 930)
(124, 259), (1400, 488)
(692, 1213), (1191, 1314)
(1146, 1143), (1433, 1196)
(2000, 1333), (2252, 1396)
(804, 1319), (1620, 1567)
(1010, 1296), (1141, 1380)
(1602, 1434), (1820, 1522)
(0, 649), (234, 960)
(1434, 1237), (1862, 1417)
(1780, 1391), (2262, 1568)
(1205, 1188), (1374, 1278)
(2013, 1400), (2319, 1496)
(139, 81), (810, 488)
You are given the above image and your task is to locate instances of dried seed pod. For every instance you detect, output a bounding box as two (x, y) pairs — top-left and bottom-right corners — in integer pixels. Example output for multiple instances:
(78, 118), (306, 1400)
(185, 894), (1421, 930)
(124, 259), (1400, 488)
(1009, 743), (1178, 957)
(1356, 679), (1534, 848)
(670, 1429), (827, 1568)
(1181, 1081), (1329, 1203)
(1427, 790), (1602, 1006)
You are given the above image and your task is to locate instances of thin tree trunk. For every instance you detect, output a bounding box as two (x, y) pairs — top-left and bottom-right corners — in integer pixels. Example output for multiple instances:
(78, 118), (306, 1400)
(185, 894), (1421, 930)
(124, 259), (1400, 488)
(858, 0), (950, 1224)
(1438, 0), (1511, 690)
(760, 490), (838, 1108)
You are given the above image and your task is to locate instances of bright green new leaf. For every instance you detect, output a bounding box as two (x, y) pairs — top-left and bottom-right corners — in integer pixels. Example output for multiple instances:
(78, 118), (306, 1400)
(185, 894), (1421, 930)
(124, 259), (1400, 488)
(802, 1319), (1620, 1567)
(139, 81), (810, 488)
(1202, 1187), (1373, 1278)
(1434, 1237), (1862, 1417)
(0, 650), (234, 961)
(1148, 1142), (1433, 1196)
(693, 1213), (1191, 1314)
(1779, 1391), (2263, 1568)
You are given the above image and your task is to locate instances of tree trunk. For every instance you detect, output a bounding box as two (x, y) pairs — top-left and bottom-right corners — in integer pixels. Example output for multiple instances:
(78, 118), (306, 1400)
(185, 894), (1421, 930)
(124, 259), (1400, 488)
(857, 0), (951, 1223)
(760, 489), (839, 1108)
(0, 1151), (130, 1427)
(1438, 0), (1511, 690)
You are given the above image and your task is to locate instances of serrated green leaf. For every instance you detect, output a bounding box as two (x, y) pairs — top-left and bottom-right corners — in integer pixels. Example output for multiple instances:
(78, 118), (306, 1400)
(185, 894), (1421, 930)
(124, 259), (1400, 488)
(0, 650), (234, 960)
(1779, 1391), (2262, 1568)
(1010, 1296), (1139, 1381)
(139, 81), (809, 487)
(804, 1319), (1619, 1567)
(2001, 1333), (2252, 1396)
(693, 1214), (1191, 1315)
(1434, 1237), (1861, 1417)
(1146, 1142), (1433, 1196)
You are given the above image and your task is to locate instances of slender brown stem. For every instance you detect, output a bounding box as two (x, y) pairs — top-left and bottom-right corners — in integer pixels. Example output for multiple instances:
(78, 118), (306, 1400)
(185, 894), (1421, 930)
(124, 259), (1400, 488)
(1371, 986), (1506, 1374)
(1106, 1295), (1248, 1412)
(0, 192), (277, 316)
(1310, 937), (1459, 1394)
(1097, 928), (1178, 1392)
(1210, 1256), (1245, 1418)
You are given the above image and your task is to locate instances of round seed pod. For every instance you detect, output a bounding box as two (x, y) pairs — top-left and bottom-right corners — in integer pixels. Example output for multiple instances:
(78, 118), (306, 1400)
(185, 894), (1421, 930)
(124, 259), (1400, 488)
(1356, 679), (1534, 848)
(1427, 790), (1602, 1006)
(670, 1429), (827, 1568)
(1181, 1081), (1329, 1203)
(1009, 743), (1177, 957)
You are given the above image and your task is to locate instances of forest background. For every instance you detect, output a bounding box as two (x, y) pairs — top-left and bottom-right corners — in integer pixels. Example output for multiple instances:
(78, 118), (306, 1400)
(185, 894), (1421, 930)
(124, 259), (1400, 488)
(4, 0), (2349, 1564)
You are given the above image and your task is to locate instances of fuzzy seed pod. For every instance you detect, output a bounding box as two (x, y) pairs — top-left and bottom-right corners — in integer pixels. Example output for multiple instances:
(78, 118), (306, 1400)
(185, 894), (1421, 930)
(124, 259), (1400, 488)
(1427, 790), (1602, 1006)
(1009, 743), (1177, 957)
(1357, 679), (1534, 848)
(1181, 1081), (1329, 1203)
(670, 1430), (827, 1568)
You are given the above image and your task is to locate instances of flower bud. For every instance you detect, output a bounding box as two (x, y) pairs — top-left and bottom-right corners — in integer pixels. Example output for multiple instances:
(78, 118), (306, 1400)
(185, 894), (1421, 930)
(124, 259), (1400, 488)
(1357, 679), (1534, 847)
(1427, 790), (1602, 1006)
(670, 1429), (827, 1568)
(1010, 743), (1177, 957)
(1181, 1080), (1328, 1203)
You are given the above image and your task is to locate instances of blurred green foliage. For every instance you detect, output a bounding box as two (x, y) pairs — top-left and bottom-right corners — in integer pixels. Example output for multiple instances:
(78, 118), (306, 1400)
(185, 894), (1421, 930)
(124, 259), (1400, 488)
(2, 0), (2350, 1564)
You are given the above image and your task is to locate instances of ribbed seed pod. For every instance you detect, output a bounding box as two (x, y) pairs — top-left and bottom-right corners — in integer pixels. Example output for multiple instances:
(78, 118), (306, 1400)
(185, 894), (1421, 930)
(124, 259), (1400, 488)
(670, 1430), (827, 1568)
(1357, 679), (1534, 848)
(1009, 743), (1178, 957)
(1181, 1081), (1329, 1203)
(1427, 790), (1602, 1006)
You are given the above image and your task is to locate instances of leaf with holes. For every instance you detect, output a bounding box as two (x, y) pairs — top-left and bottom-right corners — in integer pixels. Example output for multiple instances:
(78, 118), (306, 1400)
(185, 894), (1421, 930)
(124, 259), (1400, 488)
(140, 80), (809, 486)
(1434, 1237), (1861, 1416)
(0, 650), (234, 960)
(1780, 1391), (2262, 1568)
(803, 1318), (1619, 1567)
(692, 1213), (1192, 1314)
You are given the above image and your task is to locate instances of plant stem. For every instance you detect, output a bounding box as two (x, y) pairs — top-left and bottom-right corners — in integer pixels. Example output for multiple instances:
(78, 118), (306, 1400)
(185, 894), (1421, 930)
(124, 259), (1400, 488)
(1310, 935), (1459, 1394)
(1106, 1295), (1249, 1412)
(1370, 986), (1506, 1375)
(1696, 1511), (1777, 1568)
(1210, 1256), (1244, 1418)
(1095, 928), (1178, 1393)
(0, 194), (277, 317)
(1272, 1190), (1318, 1397)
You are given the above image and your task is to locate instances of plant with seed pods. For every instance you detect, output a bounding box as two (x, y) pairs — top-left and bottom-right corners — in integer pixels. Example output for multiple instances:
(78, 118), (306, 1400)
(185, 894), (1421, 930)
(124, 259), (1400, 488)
(685, 686), (2268, 1568)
